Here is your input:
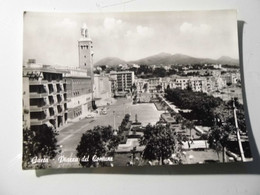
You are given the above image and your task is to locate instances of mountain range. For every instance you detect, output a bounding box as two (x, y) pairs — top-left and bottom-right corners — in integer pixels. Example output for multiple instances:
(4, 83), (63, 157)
(94, 52), (239, 67)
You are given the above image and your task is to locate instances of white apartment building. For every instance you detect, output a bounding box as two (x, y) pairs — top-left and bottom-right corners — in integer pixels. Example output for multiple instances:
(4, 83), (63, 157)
(110, 71), (135, 92)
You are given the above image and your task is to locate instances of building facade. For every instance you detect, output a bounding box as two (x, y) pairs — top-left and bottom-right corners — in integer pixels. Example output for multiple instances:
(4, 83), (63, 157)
(23, 64), (68, 131)
(110, 71), (135, 93)
(63, 68), (92, 120)
(23, 25), (96, 124)
(93, 74), (113, 106)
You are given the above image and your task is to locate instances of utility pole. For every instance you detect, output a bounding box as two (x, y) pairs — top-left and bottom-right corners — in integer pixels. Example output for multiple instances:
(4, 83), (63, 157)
(233, 99), (245, 162)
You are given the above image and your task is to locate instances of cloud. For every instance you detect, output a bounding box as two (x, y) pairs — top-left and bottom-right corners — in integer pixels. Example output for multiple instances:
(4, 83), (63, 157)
(180, 22), (211, 34)
(103, 17), (122, 31)
(125, 25), (154, 38)
(56, 18), (77, 28)
(136, 25), (154, 36)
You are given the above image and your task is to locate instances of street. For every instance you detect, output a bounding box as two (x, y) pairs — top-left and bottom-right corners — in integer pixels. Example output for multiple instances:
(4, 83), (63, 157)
(55, 98), (164, 164)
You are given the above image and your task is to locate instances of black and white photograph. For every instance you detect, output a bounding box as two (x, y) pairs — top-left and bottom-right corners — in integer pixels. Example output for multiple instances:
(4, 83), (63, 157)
(22, 10), (253, 169)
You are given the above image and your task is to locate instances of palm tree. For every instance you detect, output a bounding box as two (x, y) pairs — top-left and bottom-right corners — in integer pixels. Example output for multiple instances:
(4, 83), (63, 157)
(208, 125), (229, 162)
(156, 85), (162, 93)
(185, 120), (195, 139)
(143, 83), (148, 92)
(175, 113), (183, 124)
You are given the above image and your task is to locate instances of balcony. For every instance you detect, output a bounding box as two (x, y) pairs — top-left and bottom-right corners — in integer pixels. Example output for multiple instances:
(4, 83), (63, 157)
(57, 105), (63, 113)
(30, 92), (48, 98)
(29, 85), (49, 98)
(30, 105), (49, 112)
(30, 111), (49, 125)
(56, 84), (62, 93)
(29, 80), (48, 85)
(30, 118), (50, 126)
(30, 79), (65, 86)
(57, 96), (63, 104)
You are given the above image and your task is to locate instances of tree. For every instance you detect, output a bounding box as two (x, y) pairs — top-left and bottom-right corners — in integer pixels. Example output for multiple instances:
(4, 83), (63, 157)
(165, 88), (223, 126)
(208, 125), (229, 162)
(23, 126), (59, 169)
(156, 85), (162, 93)
(175, 113), (183, 124)
(167, 107), (175, 117)
(154, 67), (167, 77)
(185, 120), (195, 139)
(140, 124), (176, 165)
(119, 114), (131, 132)
(131, 83), (137, 93)
(92, 100), (97, 110)
(143, 83), (148, 92)
(76, 126), (120, 167)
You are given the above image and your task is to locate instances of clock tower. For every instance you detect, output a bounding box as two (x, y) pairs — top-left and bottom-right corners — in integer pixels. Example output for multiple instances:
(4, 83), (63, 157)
(78, 24), (94, 78)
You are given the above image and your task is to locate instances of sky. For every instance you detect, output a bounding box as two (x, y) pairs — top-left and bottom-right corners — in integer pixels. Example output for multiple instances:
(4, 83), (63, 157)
(23, 10), (239, 66)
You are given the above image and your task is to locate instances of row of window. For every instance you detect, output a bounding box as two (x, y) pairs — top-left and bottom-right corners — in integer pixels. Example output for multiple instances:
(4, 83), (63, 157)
(73, 109), (82, 117)
(80, 45), (93, 49)
(72, 89), (92, 97)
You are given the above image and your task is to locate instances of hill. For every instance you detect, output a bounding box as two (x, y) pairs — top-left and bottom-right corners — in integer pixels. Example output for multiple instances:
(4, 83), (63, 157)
(94, 53), (239, 67)
(94, 57), (126, 67)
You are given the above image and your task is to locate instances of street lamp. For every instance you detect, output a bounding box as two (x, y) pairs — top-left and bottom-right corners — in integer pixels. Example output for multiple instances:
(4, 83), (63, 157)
(113, 111), (116, 130)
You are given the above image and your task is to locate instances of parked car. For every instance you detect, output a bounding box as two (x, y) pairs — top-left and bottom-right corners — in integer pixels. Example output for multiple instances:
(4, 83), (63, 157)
(101, 110), (107, 115)
(86, 114), (94, 119)
(93, 110), (98, 114)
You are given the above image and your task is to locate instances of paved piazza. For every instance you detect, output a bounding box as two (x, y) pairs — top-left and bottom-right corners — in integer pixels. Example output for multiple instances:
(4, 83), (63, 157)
(53, 98), (164, 167)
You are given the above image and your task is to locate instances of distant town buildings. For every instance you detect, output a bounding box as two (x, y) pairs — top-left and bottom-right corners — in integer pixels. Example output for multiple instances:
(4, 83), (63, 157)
(135, 74), (231, 94)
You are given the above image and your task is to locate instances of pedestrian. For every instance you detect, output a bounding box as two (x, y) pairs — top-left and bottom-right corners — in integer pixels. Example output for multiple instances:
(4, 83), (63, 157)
(191, 136), (194, 144)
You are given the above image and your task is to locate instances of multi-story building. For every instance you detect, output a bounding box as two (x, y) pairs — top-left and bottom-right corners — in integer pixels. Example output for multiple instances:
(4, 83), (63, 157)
(135, 78), (148, 93)
(109, 76), (118, 95)
(148, 78), (161, 93)
(175, 77), (190, 90)
(110, 71), (135, 93)
(23, 76), (30, 129)
(188, 77), (207, 93)
(135, 76), (209, 94)
(62, 67), (92, 120)
(221, 73), (240, 85)
(23, 24), (96, 125)
(23, 64), (68, 131)
(93, 74), (112, 106)
(206, 76), (226, 92)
